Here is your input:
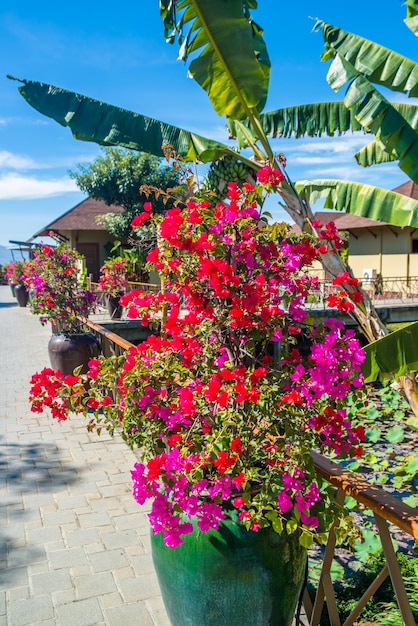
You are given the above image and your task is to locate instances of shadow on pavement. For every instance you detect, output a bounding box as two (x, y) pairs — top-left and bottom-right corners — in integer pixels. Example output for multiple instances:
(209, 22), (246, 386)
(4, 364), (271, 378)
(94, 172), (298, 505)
(0, 437), (81, 583)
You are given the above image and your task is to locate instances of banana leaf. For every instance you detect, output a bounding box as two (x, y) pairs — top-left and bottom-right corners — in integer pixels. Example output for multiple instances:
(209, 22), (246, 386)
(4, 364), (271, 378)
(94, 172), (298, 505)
(295, 179), (418, 227)
(312, 20), (418, 183)
(343, 76), (418, 182)
(229, 101), (418, 139)
(362, 322), (418, 382)
(354, 140), (397, 166)
(315, 20), (418, 97)
(7, 76), (238, 164)
(159, 0), (270, 120)
(404, 0), (418, 35)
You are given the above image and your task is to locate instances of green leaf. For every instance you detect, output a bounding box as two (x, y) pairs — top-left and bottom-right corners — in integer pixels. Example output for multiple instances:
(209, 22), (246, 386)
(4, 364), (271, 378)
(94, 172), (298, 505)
(8, 76), (236, 164)
(404, 456), (418, 474)
(406, 416), (418, 430)
(295, 179), (418, 227)
(286, 519), (298, 535)
(385, 426), (405, 444)
(361, 321), (418, 382)
(403, 494), (418, 508)
(345, 78), (418, 183)
(314, 20), (418, 181)
(354, 529), (382, 563)
(160, 0), (270, 120)
(228, 101), (363, 142)
(366, 428), (381, 443)
(299, 531), (313, 548)
(315, 20), (418, 97)
(404, 0), (418, 35)
(265, 511), (283, 534)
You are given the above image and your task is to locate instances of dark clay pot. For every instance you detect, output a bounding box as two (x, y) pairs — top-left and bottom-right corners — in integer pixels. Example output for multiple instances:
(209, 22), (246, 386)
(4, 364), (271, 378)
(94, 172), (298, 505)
(151, 509), (307, 626)
(105, 293), (123, 320)
(15, 284), (29, 307)
(48, 332), (99, 376)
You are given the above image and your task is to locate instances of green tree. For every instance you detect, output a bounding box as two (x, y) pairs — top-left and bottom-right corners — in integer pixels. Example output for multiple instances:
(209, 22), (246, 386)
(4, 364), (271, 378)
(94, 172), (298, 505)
(70, 147), (180, 239)
(8, 0), (418, 407)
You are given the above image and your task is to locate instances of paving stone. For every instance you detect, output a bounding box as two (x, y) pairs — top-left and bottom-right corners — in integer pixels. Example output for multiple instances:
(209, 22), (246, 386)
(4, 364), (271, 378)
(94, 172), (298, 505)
(100, 529), (138, 550)
(88, 549), (130, 573)
(49, 547), (89, 570)
(0, 591), (5, 616)
(77, 511), (112, 528)
(27, 526), (63, 545)
(55, 598), (104, 626)
(74, 571), (117, 599)
(118, 573), (162, 602)
(8, 595), (54, 626)
(0, 566), (29, 590)
(64, 528), (100, 548)
(104, 602), (155, 626)
(31, 569), (73, 595)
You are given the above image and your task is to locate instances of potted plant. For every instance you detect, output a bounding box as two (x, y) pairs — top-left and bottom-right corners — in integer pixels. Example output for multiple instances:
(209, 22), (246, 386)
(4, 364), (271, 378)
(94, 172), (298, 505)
(5, 260), (29, 306)
(28, 172), (367, 626)
(24, 241), (99, 375)
(97, 256), (130, 319)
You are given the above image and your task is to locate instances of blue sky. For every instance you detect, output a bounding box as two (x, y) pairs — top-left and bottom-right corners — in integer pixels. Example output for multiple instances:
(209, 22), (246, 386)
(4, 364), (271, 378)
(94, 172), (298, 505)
(0, 1), (416, 248)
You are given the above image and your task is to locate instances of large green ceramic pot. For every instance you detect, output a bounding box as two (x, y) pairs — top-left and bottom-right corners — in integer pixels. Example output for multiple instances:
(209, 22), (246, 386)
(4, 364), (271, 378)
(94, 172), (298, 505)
(151, 508), (307, 626)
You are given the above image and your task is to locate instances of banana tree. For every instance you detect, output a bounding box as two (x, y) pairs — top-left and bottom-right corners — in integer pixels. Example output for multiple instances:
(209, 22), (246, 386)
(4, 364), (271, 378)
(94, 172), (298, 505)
(8, 0), (418, 407)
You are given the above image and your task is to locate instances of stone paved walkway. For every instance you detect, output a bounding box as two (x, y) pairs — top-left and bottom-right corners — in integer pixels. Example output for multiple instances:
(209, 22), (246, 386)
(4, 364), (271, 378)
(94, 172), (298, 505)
(0, 286), (169, 626)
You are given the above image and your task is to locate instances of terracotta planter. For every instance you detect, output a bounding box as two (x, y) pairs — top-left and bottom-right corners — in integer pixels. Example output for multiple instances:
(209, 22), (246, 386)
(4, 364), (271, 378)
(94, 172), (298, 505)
(151, 509), (307, 626)
(48, 332), (100, 376)
(15, 284), (29, 307)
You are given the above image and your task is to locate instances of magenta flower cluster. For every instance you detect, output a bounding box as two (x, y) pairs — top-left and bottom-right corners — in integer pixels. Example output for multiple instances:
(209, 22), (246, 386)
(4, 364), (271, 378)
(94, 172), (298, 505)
(23, 241), (97, 333)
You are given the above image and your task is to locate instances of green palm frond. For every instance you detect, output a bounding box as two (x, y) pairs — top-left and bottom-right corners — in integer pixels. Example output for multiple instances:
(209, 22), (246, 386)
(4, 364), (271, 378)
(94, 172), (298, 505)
(404, 0), (418, 35)
(159, 0), (270, 121)
(343, 77), (418, 182)
(315, 20), (418, 97)
(7, 76), (240, 165)
(295, 179), (418, 227)
(354, 140), (397, 166)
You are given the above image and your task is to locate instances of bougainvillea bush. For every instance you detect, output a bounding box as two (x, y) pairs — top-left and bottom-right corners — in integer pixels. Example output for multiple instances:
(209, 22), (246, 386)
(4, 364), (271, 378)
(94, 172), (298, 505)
(97, 256), (130, 297)
(23, 241), (97, 333)
(29, 169), (367, 548)
(5, 260), (27, 286)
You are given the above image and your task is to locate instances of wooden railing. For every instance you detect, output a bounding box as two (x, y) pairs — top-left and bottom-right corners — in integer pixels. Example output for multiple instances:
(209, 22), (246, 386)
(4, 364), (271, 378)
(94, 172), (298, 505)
(80, 316), (418, 625)
(304, 452), (418, 626)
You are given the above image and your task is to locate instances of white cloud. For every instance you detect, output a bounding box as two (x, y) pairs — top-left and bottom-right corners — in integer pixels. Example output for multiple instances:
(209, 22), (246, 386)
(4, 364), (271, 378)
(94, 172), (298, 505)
(0, 174), (79, 199)
(0, 151), (38, 169)
(0, 150), (98, 171)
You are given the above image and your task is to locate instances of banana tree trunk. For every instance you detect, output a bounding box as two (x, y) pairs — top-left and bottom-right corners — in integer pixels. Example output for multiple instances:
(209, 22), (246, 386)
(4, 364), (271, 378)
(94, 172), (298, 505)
(278, 185), (388, 342)
(278, 179), (418, 417)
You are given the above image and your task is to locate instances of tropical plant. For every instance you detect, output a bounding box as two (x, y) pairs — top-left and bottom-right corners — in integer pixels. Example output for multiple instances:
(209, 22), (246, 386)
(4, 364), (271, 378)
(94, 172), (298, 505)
(97, 256), (130, 297)
(23, 241), (97, 333)
(70, 147), (181, 239)
(29, 174), (367, 549)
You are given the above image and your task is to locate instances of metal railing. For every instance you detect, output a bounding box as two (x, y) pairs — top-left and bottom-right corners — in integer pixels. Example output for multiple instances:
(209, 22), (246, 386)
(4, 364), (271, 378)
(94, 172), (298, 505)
(79, 315), (418, 626)
(309, 276), (418, 309)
